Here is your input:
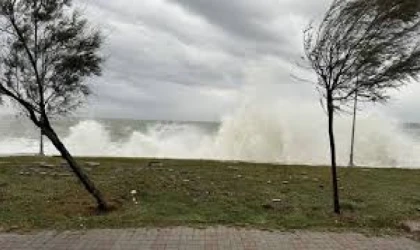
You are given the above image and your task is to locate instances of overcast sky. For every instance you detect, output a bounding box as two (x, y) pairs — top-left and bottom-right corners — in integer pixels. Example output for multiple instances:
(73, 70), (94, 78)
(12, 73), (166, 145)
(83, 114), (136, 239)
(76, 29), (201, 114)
(2, 0), (419, 122)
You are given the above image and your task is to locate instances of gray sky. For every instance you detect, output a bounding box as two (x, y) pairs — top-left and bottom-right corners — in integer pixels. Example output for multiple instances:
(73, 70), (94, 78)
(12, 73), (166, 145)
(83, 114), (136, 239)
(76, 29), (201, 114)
(1, 0), (419, 122)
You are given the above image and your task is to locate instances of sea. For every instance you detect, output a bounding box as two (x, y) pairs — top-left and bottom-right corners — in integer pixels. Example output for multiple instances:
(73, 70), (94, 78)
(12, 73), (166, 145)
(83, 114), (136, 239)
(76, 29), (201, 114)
(1, 111), (420, 169)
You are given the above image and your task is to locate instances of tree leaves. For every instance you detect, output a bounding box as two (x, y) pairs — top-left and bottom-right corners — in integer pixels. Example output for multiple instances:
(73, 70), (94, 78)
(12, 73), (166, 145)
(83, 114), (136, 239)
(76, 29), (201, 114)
(304, 0), (420, 112)
(0, 0), (103, 119)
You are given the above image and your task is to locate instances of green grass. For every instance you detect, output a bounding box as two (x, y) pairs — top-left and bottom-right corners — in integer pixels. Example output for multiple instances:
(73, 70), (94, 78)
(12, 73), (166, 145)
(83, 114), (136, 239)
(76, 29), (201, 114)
(0, 156), (419, 234)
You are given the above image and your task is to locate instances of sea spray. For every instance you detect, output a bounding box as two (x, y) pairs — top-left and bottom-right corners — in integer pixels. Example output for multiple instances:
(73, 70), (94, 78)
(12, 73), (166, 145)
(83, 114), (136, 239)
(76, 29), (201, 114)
(1, 102), (419, 168)
(1, 56), (419, 167)
(0, 77), (419, 167)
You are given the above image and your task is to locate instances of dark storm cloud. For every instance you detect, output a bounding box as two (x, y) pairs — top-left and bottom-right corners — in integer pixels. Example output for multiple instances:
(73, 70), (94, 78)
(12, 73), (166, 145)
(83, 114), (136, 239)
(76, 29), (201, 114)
(63, 0), (420, 122)
(0, 0), (416, 121)
(167, 0), (332, 57)
(168, 0), (283, 42)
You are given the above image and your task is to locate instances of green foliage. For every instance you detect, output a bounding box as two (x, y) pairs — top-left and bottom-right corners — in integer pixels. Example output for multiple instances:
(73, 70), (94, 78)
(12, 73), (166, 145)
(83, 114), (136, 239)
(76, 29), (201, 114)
(304, 0), (420, 110)
(303, 0), (420, 215)
(0, 0), (103, 118)
(0, 1), (108, 211)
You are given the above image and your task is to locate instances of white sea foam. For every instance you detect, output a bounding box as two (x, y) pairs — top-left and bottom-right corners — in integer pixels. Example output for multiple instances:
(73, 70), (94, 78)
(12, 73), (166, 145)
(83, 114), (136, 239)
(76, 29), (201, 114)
(1, 99), (419, 168)
(0, 80), (419, 168)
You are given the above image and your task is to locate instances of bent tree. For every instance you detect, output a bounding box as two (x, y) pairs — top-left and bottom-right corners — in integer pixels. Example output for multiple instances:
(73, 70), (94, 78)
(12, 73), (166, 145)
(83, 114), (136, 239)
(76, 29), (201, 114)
(0, 0), (109, 210)
(303, 0), (420, 214)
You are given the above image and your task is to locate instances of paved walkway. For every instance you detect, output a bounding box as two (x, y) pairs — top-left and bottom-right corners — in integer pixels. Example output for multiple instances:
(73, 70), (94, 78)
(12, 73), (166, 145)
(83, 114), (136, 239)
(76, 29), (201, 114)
(0, 227), (419, 250)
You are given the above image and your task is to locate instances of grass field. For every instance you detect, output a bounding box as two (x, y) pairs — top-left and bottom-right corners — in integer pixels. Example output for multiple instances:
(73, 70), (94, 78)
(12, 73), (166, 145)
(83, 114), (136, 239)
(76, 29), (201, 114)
(0, 156), (419, 233)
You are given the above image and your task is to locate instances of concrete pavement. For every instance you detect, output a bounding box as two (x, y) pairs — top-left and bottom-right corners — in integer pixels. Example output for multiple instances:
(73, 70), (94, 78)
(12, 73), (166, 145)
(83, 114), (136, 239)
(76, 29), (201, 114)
(0, 227), (419, 250)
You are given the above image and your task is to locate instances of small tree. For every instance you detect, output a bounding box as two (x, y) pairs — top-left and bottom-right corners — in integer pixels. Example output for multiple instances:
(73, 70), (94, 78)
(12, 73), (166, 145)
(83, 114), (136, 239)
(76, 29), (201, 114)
(303, 0), (420, 214)
(0, 0), (109, 211)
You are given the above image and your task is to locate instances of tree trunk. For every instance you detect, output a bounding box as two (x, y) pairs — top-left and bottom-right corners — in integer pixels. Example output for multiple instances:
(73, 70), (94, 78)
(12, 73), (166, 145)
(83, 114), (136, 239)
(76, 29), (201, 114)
(327, 99), (341, 214)
(39, 129), (45, 156)
(41, 123), (109, 211)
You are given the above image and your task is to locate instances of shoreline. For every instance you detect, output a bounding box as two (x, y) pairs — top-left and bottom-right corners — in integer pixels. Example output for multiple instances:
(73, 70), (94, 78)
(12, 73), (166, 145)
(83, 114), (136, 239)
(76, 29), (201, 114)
(1, 154), (420, 170)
